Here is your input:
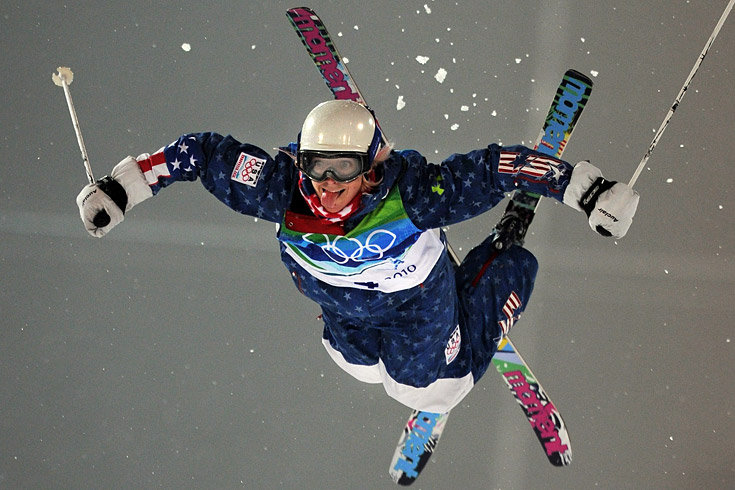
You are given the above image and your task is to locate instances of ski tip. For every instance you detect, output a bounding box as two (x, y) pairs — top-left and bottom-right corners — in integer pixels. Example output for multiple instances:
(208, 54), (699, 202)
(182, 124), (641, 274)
(389, 411), (449, 485)
(564, 69), (593, 87)
(286, 6), (315, 16)
(550, 448), (573, 467)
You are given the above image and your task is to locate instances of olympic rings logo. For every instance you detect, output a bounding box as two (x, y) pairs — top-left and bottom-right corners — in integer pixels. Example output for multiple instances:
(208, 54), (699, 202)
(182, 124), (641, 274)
(303, 229), (397, 264)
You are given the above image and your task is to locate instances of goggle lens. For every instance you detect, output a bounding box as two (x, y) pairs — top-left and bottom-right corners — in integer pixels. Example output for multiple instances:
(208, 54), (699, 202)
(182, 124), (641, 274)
(299, 152), (368, 183)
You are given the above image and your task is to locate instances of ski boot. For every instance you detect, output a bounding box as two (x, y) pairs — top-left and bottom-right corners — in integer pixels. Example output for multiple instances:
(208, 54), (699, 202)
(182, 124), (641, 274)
(490, 191), (539, 251)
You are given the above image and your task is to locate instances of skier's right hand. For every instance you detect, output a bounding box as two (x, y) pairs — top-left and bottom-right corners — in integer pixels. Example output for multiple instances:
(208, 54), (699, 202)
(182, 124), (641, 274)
(76, 156), (153, 237)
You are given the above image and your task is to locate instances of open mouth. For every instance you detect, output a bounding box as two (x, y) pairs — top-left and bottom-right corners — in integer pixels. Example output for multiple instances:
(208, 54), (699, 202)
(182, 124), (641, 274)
(320, 188), (345, 210)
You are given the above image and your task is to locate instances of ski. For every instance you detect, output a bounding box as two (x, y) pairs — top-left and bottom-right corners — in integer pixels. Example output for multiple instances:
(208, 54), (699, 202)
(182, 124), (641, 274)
(491, 70), (593, 251)
(287, 6), (590, 483)
(489, 69), (593, 468)
(287, 8), (447, 484)
(287, 7), (366, 104)
(492, 336), (574, 465)
(286, 7), (387, 143)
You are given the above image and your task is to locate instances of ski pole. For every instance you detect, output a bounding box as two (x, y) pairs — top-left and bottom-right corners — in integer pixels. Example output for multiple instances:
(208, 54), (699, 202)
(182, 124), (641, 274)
(628, 0), (735, 187)
(52, 66), (96, 184)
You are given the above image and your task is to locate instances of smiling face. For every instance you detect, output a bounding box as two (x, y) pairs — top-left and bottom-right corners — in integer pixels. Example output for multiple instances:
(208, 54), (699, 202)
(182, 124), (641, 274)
(302, 155), (366, 213)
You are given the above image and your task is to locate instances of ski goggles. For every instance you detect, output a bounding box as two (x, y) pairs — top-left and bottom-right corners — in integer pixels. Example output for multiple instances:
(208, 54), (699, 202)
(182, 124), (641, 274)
(297, 151), (370, 183)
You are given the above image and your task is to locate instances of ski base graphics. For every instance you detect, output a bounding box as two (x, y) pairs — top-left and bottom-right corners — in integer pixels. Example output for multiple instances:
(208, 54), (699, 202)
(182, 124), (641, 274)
(491, 337), (572, 466)
(388, 410), (449, 486)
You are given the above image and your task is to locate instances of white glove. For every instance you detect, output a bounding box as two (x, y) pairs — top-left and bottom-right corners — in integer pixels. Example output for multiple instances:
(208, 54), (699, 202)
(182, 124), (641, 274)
(563, 161), (639, 238)
(76, 156), (153, 237)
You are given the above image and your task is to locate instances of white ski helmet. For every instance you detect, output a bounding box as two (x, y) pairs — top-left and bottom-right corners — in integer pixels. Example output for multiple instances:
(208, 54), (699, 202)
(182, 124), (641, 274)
(298, 100), (383, 176)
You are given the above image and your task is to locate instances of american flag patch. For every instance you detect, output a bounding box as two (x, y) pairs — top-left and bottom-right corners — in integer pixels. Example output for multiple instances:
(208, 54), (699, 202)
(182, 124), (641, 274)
(499, 291), (522, 335)
(497, 151), (561, 179)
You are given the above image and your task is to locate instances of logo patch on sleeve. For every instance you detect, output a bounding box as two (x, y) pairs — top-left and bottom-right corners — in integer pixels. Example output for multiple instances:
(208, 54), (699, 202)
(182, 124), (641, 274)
(445, 325), (461, 365)
(231, 152), (266, 187)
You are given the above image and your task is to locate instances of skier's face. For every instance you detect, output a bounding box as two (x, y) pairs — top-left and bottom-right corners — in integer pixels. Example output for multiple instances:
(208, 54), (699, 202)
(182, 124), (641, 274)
(311, 175), (363, 213)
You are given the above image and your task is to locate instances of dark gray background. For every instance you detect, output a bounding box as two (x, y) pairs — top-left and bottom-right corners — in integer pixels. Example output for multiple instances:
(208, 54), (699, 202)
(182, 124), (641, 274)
(2, 1), (733, 488)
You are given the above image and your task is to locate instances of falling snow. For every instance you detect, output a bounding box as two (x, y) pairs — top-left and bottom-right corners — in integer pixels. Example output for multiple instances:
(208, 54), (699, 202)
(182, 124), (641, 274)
(396, 95), (406, 110)
(434, 68), (447, 83)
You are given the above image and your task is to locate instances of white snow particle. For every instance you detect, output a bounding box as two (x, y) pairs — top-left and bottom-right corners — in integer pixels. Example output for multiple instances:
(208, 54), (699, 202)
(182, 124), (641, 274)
(460, 105), (469, 111)
(424, 4), (432, 14)
(251, 45), (256, 50)
(450, 123), (459, 131)
(434, 68), (447, 83)
(581, 37), (586, 42)
(515, 58), (522, 64)
(666, 178), (674, 183)
(590, 70), (599, 77)
(491, 110), (497, 117)
(181, 43), (191, 52)
(416, 55), (430, 64)
(718, 205), (723, 210)
(396, 95), (406, 111)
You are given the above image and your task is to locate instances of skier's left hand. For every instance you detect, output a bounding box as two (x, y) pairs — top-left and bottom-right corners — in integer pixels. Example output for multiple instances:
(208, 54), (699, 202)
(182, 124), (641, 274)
(563, 161), (639, 238)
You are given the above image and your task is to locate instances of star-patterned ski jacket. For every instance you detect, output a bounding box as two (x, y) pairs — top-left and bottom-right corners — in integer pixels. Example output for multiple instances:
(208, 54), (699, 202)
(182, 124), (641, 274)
(136, 130), (574, 309)
(133, 132), (574, 388)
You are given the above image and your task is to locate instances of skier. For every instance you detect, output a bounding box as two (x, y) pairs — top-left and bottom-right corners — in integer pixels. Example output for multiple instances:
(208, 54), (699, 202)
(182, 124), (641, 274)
(76, 100), (638, 413)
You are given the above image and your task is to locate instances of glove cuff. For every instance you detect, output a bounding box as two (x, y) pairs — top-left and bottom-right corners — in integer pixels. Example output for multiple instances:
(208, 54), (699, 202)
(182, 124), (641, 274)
(110, 156), (153, 211)
(563, 161), (603, 212)
(579, 177), (616, 217)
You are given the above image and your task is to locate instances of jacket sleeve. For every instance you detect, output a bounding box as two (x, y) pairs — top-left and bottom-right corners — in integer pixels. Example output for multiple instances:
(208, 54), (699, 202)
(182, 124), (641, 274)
(397, 143), (575, 229)
(134, 132), (295, 223)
